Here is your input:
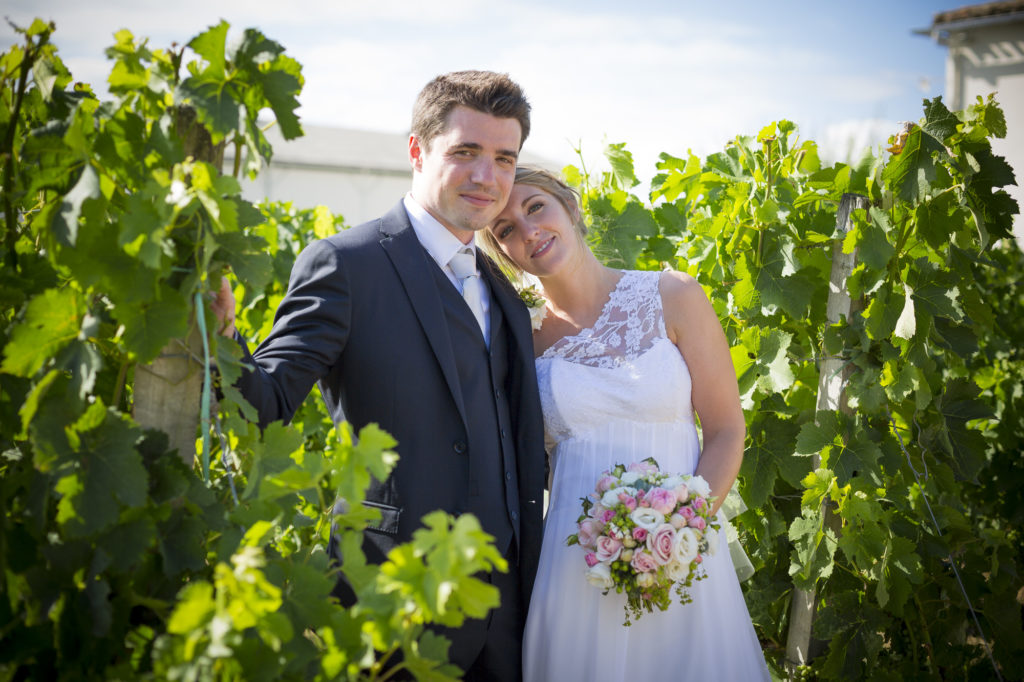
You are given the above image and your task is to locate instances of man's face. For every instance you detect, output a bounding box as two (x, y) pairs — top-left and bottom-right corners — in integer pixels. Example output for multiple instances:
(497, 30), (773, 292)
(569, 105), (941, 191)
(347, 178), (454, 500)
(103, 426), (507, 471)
(409, 106), (522, 243)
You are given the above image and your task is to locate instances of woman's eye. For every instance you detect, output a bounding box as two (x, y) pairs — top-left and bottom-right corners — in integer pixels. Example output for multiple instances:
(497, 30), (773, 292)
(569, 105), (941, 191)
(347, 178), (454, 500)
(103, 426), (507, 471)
(527, 201), (544, 214)
(499, 224), (513, 239)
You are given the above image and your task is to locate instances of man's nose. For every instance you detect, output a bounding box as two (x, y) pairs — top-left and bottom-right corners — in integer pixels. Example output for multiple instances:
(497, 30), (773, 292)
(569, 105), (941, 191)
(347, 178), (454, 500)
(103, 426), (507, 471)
(470, 158), (497, 185)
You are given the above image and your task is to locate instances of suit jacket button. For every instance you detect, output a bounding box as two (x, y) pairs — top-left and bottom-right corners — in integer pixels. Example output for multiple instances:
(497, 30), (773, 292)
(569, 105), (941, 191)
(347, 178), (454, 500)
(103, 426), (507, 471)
(505, 471), (512, 480)
(510, 510), (519, 521)
(453, 440), (467, 454)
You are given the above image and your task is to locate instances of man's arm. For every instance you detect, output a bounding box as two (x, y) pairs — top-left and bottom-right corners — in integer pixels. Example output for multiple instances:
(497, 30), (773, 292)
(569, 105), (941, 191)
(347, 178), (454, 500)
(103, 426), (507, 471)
(212, 239), (352, 426)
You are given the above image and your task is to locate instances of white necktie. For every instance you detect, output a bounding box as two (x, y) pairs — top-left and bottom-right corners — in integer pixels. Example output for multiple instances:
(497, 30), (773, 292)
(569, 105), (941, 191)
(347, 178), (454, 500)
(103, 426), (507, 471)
(448, 247), (488, 344)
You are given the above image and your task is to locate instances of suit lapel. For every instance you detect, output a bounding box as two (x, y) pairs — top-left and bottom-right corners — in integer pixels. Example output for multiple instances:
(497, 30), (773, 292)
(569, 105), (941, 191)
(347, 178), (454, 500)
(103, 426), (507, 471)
(379, 204), (468, 430)
(479, 254), (533, 362)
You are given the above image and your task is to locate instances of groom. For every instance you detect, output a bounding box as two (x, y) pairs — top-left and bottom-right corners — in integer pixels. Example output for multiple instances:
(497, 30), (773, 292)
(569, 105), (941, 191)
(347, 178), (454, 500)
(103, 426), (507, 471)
(214, 70), (545, 681)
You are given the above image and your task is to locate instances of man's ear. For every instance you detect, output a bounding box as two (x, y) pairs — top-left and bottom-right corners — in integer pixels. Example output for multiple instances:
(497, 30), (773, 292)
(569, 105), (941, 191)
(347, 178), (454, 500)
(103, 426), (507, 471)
(408, 134), (424, 171)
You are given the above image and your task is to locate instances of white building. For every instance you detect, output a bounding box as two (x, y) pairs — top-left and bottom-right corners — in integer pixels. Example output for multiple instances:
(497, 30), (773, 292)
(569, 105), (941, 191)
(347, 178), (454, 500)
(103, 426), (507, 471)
(229, 124), (555, 227)
(918, 1), (1024, 240)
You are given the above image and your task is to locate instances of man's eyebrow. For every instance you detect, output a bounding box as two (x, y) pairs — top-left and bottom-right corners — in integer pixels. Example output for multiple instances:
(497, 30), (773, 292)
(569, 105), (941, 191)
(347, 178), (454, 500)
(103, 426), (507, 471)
(450, 142), (518, 159)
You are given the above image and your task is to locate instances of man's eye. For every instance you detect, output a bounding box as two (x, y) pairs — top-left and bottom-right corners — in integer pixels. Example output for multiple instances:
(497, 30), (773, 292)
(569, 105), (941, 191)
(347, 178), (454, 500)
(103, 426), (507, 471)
(498, 156), (515, 165)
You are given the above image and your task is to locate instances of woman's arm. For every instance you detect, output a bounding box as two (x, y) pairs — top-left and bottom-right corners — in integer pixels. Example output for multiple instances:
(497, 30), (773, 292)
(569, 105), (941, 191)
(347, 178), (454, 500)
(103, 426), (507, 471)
(661, 271), (746, 517)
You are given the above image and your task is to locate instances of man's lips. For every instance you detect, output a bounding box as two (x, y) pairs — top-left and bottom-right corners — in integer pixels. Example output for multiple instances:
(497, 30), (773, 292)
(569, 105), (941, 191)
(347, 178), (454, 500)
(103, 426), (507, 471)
(532, 236), (554, 258)
(460, 192), (497, 207)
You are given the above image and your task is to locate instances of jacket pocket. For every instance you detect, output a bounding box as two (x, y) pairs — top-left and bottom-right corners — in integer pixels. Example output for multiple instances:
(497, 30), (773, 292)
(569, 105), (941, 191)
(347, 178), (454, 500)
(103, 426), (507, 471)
(363, 500), (402, 535)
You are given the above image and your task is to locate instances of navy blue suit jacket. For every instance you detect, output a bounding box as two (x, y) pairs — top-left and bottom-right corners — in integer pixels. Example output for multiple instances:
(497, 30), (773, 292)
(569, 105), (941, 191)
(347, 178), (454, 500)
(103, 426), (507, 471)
(236, 200), (546, 603)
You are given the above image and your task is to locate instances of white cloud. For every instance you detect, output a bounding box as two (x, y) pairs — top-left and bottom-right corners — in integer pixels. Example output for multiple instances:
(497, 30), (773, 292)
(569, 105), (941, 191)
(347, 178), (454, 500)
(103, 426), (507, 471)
(6, 0), (945, 185)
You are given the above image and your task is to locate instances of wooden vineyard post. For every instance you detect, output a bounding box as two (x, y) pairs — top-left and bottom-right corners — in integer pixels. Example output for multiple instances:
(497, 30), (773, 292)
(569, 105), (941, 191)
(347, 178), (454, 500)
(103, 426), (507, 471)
(785, 192), (869, 677)
(132, 106), (224, 467)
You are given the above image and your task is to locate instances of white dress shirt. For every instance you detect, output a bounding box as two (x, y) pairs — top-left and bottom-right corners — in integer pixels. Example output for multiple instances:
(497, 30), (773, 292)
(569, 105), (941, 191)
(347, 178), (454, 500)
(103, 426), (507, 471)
(403, 194), (491, 341)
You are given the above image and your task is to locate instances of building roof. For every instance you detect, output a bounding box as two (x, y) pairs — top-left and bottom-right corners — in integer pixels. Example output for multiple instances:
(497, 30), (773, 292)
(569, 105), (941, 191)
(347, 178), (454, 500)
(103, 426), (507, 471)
(929, 1), (1024, 28)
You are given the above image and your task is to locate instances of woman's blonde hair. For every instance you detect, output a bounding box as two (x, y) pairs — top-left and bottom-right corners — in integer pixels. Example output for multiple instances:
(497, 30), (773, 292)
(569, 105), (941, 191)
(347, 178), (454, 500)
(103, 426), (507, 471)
(480, 164), (588, 276)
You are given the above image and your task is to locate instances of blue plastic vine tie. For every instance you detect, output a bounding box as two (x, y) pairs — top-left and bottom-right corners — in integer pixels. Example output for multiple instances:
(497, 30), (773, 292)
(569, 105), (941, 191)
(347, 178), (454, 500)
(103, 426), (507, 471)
(194, 292), (212, 482)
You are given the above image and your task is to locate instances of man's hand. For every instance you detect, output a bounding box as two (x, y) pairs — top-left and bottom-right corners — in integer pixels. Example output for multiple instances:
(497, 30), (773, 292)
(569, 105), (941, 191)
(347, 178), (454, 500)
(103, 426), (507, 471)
(209, 276), (237, 337)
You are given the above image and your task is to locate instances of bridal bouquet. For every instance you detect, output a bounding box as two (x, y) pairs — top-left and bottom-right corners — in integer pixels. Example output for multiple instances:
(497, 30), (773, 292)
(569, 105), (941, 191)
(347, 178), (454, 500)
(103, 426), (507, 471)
(566, 458), (719, 624)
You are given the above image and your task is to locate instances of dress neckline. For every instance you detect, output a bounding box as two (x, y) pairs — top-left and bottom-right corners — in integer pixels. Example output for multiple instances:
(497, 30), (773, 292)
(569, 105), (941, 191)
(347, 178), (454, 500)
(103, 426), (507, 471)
(539, 270), (629, 360)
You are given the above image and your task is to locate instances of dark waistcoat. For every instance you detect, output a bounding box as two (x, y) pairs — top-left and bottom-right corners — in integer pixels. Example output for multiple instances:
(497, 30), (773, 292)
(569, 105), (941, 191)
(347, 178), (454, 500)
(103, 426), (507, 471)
(428, 263), (519, 555)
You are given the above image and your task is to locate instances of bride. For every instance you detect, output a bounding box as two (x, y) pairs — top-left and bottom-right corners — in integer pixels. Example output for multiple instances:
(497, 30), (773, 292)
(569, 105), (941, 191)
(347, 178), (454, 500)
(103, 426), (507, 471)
(481, 165), (770, 680)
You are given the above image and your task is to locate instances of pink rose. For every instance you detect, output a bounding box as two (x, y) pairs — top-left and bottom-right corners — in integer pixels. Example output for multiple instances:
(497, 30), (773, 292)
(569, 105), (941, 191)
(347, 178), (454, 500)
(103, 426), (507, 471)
(694, 554), (703, 564)
(584, 552), (599, 567)
(596, 476), (617, 493)
(589, 502), (607, 518)
(647, 488), (676, 516)
(578, 518), (603, 549)
(632, 527), (648, 542)
(680, 506), (696, 521)
(628, 460), (659, 476)
(630, 550), (658, 573)
(646, 523), (676, 565)
(692, 496), (708, 512)
(595, 536), (623, 563)
(600, 509), (616, 523)
(688, 516), (707, 531)
(673, 484), (690, 504)
(618, 493), (638, 512)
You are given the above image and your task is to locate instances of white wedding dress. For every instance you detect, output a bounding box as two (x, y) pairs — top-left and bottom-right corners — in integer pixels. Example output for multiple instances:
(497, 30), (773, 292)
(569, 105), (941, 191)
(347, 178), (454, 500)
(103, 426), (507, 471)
(522, 270), (770, 682)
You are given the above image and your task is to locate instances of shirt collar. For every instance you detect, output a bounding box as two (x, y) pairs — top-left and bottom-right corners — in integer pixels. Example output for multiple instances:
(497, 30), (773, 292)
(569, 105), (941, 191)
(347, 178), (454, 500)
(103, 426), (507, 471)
(403, 193), (477, 272)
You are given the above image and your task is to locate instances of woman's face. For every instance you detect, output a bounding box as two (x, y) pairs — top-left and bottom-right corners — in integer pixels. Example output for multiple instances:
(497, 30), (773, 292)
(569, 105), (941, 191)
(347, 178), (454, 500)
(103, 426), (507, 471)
(488, 183), (580, 277)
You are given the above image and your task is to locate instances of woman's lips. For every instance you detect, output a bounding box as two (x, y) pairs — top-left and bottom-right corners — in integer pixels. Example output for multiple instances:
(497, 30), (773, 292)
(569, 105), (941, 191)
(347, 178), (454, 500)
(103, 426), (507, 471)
(532, 236), (554, 258)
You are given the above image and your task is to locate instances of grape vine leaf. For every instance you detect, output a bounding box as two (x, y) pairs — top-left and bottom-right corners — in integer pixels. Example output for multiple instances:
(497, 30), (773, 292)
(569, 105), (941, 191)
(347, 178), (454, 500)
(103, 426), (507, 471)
(2, 287), (83, 377)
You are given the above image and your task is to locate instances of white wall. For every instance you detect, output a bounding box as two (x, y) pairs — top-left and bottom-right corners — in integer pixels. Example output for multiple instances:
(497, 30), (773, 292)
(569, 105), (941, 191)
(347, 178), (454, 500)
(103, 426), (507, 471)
(946, 21), (1024, 242)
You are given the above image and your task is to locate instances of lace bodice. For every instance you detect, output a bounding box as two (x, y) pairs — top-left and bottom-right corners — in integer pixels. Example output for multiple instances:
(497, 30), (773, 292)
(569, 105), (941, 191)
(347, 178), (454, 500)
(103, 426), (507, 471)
(536, 270), (695, 446)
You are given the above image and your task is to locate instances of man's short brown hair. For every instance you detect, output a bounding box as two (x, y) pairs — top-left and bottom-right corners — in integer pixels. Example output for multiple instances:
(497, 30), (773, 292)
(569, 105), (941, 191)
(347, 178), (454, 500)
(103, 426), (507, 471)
(411, 70), (531, 151)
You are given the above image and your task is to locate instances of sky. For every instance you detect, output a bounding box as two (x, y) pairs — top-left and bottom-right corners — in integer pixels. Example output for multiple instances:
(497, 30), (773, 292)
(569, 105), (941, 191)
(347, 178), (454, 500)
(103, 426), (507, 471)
(4, 0), (965, 184)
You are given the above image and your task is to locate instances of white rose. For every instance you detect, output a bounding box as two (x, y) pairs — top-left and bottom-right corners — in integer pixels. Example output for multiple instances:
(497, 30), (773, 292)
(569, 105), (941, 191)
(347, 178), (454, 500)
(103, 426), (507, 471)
(585, 562), (614, 590)
(661, 475), (684, 490)
(620, 471), (642, 485)
(630, 507), (663, 532)
(706, 528), (720, 556)
(673, 527), (699, 566)
(601, 486), (637, 507)
(528, 305), (547, 331)
(636, 571), (657, 589)
(687, 475), (712, 498)
(664, 559), (689, 582)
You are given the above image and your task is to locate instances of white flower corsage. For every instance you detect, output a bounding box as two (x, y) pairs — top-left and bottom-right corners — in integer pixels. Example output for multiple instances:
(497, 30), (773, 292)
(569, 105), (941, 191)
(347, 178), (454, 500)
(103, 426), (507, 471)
(515, 274), (547, 331)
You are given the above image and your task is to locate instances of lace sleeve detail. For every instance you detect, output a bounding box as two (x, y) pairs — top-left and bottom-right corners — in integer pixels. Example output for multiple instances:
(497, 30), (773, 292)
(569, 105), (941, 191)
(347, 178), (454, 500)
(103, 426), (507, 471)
(540, 270), (667, 369)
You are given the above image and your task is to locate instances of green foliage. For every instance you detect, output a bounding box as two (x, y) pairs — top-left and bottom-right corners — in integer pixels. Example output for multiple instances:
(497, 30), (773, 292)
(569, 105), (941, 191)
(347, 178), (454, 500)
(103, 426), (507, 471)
(573, 98), (1023, 679)
(1, 20), (500, 680)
